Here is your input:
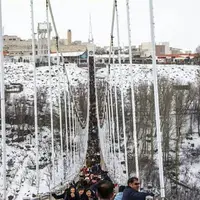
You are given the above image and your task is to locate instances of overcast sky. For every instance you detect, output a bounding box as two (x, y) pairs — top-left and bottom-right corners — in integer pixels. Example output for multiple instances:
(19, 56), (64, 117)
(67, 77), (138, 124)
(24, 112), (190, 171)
(2, 0), (200, 52)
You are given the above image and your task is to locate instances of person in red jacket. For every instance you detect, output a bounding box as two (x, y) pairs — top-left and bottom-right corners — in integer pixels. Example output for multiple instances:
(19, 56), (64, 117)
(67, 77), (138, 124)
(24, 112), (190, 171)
(81, 166), (88, 175)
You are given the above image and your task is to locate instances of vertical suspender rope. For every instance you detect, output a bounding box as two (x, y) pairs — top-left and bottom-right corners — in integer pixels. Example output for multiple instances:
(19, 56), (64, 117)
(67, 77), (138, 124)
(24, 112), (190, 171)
(30, 0), (39, 195)
(104, 101), (107, 162)
(48, 0), (87, 181)
(64, 83), (69, 170)
(106, 0), (116, 176)
(109, 72), (116, 174)
(77, 118), (80, 161)
(113, 74), (120, 159)
(103, 0), (115, 143)
(68, 95), (72, 165)
(107, 92), (114, 167)
(46, 0), (55, 186)
(121, 83), (128, 181)
(73, 113), (76, 168)
(71, 102), (74, 166)
(55, 31), (64, 180)
(48, 0), (83, 176)
(58, 66), (64, 181)
(108, 0), (115, 69)
(105, 102), (110, 164)
(125, 0), (139, 178)
(117, 2), (129, 178)
(74, 116), (77, 165)
(0, 0), (6, 198)
(103, 91), (109, 164)
(149, 0), (165, 198)
(114, 0), (121, 164)
(49, 0), (83, 130)
(72, 103), (75, 167)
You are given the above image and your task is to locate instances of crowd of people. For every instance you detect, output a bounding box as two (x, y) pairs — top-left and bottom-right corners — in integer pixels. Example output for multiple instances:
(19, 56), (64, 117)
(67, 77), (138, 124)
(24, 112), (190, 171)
(52, 164), (155, 200)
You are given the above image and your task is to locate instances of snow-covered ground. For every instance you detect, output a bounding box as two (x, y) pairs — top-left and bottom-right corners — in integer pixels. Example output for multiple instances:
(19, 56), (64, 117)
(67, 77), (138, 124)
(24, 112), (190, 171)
(96, 64), (200, 87)
(0, 62), (89, 199)
(4, 62), (88, 101)
(97, 64), (200, 188)
(1, 62), (200, 198)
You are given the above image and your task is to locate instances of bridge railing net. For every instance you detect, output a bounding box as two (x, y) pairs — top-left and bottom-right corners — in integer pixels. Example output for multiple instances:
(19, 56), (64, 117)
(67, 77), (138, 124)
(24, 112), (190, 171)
(95, 64), (127, 185)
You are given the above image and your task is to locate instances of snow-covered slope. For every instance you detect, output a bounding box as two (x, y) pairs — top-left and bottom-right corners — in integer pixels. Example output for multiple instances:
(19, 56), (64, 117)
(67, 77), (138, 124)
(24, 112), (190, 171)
(0, 62), (89, 199)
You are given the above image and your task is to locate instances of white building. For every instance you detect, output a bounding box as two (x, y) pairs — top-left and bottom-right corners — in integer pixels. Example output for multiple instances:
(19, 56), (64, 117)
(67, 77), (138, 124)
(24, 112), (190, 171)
(139, 42), (171, 57)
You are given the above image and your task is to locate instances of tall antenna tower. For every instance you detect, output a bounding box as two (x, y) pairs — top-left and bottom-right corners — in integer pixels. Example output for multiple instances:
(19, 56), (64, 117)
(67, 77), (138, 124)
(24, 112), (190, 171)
(88, 13), (94, 43)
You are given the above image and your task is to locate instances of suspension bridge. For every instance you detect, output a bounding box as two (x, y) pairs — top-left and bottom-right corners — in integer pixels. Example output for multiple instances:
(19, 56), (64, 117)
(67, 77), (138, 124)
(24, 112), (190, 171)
(1, 0), (200, 200)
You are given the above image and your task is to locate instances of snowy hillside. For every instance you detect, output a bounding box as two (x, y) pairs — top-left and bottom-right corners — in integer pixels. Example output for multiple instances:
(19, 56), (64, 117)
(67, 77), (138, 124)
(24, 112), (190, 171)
(96, 64), (200, 197)
(0, 62), (89, 199)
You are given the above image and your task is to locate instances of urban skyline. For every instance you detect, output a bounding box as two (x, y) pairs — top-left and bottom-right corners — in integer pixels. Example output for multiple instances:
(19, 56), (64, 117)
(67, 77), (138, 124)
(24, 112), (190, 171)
(3, 0), (200, 52)
(3, 33), (194, 59)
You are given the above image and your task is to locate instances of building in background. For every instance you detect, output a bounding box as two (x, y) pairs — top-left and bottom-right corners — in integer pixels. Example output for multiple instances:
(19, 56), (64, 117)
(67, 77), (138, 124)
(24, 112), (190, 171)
(3, 35), (36, 56)
(170, 47), (183, 55)
(139, 42), (170, 57)
(3, 28), (89, 57)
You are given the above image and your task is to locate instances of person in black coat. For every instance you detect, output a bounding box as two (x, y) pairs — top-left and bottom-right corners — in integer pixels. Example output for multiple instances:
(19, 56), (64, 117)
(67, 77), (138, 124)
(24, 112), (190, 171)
(122, 177), (154, 200)
(78, 186), (88, 200)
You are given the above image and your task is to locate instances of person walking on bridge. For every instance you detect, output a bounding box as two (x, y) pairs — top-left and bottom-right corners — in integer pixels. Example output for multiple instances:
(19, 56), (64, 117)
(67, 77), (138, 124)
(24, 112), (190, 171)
(52, 185), (79, 200)
(96, 180), (114, 200)
(122, 177), (154, 200)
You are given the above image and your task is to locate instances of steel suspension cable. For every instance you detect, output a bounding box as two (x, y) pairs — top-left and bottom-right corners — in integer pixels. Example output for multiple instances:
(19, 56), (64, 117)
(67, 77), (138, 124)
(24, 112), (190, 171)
(105, 0), (116, 177)
(57, 66), (64, 181)
(30, 0), (39, 195)
(109, 72), (117, 174)
(46, 0), (55, 186)
(0, 0), (6, 198)
(48, 0), (86, 128)
(125, 0), (139, 178)
(48, 1), (89, 182)
(72, 102), (75, 167)
(107, 91), (114, 166)
(68, 95), (72, 166)
(63, 76), (69, 174)
(99, 0), (116, 127)
(114, 0), (121, 162)
(149, 0), (165, 198)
